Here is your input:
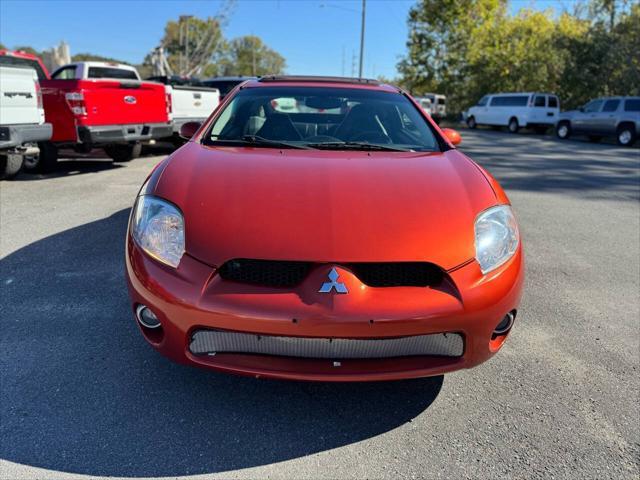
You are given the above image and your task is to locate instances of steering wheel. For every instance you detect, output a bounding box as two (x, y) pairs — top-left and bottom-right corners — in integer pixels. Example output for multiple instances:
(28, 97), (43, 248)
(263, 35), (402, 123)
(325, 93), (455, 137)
(304, 135), (342, 142)
(350, 131), (392, 144)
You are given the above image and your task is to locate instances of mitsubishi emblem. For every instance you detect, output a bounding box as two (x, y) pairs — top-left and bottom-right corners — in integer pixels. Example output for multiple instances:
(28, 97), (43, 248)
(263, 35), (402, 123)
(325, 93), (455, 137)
(319, 267), (348, 294)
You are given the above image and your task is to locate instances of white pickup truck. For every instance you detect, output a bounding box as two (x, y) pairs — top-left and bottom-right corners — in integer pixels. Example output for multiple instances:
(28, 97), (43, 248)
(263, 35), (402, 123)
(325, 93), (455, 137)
(146, 76), (220, 138)
(0, 64), (52, 179)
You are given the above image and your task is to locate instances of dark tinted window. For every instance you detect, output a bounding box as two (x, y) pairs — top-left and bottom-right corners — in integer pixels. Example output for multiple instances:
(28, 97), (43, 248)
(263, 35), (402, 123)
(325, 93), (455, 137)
(87, 67), (138, 80)
(477, 96), (489, 106)
(548, 96), (558, 108)
(52, 66), (76, 79)
(534, 95), (546, 107)
(491, 95), (529, 107)
(206, 86), (440, 151)
(624, 99), (640, 112)
(0, 55), (47, 80)
(437, 97), (446, 105)
(602, 99), (620, 112)
(200, 80), (244, 97)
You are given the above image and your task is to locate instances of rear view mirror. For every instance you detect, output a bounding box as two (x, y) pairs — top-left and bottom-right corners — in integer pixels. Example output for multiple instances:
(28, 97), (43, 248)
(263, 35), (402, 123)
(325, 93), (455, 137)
(442, 128), (462, 146)
(304, 96), (343, 110)
(179, 121), (202, 140)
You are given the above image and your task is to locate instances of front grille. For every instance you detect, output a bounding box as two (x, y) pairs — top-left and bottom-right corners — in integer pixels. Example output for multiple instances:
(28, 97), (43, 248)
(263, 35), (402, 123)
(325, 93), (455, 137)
(218, 259), (313, 288)
(348, 262), (443, 287)
(190, 330), (464, 359)
(217, 259), (445, 288)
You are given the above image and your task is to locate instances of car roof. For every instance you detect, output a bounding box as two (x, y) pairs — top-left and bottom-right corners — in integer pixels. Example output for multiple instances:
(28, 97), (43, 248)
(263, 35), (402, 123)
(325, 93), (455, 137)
(242, 75), (399, 93)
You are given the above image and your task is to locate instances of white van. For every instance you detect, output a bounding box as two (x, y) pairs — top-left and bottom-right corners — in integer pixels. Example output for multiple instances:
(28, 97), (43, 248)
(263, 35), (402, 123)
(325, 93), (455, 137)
(423, 93), (446, 122)
(414, 96), (433, 116)
(465, 92), (560, 133)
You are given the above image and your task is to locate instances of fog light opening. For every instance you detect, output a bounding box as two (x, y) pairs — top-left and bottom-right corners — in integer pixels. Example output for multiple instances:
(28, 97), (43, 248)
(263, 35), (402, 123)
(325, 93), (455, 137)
(135, 304), (161, 329)
(493, 311), (515, 336)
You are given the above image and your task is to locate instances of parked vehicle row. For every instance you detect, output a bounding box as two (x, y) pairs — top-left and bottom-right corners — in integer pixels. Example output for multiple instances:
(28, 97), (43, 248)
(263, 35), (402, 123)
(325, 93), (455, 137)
(0, 49), (223, 178)
(462, 91), (638, 146)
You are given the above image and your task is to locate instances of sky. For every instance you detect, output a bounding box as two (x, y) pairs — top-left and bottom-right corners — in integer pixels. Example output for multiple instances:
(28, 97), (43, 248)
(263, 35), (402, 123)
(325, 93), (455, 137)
(0, 0), (581, 79)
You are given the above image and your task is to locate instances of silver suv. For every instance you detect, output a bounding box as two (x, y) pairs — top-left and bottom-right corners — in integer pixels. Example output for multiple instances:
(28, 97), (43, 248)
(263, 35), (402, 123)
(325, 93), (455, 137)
(556, 97), (639, 146)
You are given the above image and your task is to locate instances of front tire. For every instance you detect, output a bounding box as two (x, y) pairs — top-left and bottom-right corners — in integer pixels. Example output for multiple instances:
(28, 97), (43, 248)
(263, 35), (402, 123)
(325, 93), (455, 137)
(466, 116), (477, 129)
(616, 124), (636, 147)
(556, 121), (571, 140)
(0, 153), (24, 180)
(104, 142), (142, 162)
(508, 117), (519, 133)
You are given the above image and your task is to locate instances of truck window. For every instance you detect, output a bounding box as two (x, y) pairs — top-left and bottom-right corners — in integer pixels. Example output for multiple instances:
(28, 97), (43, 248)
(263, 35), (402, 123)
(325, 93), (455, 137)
(0, 55), (47, 81)
(548, 96), (558, 108)
(52, 65), (77, 79)
(602, 99), (620, 112)
(88, 67), (138, 80)
(477, 96), (489, 107)
(534, 95), (546, 107)
(624, 99), (640, 112)
(437, 97), (446, 105)
(492, 96), (529, 107)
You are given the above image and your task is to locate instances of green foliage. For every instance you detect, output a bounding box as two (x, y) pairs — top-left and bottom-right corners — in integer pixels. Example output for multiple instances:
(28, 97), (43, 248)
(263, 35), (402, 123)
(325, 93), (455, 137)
(72, 53), (128, 64)
(399, 0), (640, 113)
(147, 16), (286, 77)
(217, 35), (286, 76)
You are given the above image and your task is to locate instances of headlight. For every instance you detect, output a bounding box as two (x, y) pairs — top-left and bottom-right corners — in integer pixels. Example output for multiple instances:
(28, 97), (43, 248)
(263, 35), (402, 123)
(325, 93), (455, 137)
(474, 205), (519, 274)
(132, 195), (185, 268)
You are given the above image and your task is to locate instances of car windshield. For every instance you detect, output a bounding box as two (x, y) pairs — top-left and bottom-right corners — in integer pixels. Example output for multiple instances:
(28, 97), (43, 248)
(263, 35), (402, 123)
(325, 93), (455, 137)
(204, 86), (440, 152)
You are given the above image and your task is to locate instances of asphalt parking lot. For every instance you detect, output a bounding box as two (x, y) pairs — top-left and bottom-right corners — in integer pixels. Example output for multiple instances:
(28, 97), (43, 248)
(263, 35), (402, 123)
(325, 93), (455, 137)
(1, 130), (638, 479)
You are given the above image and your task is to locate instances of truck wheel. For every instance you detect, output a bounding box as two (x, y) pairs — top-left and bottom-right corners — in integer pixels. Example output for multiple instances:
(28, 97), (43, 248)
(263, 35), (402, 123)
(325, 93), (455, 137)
(0, 153), (24, 180)
(104, 142), (142, 162)
(24, 142), (59, 173)
(556, 121), (571, 140)
(466, 116), (477, 129)
(508, 117), (519, 133)
(616, 124), (636, 147)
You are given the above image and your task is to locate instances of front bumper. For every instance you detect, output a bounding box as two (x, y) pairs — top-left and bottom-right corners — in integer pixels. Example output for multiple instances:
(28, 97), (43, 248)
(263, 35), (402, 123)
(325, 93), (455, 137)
(77, 123), (173, 145)
(0, 123), (52, 150)
(126, 238), (524, 382)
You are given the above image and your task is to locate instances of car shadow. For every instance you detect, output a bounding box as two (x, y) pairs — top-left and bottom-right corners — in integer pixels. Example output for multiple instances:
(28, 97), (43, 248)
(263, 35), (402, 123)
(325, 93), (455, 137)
(0, 209), (443, 477)
(458, 129), (640, 202)
(12, 146), (174, 181)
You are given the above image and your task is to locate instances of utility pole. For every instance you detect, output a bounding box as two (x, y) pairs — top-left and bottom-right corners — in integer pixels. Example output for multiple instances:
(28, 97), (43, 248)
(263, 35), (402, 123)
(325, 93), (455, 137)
(358, 0), (366, 78)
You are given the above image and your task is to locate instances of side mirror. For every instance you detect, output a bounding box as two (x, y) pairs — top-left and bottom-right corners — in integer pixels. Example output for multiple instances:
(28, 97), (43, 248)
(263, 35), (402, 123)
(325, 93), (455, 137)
(179, 121), (202, 140)
(578, 106), (585, 112)
(442, 128), (462, 146)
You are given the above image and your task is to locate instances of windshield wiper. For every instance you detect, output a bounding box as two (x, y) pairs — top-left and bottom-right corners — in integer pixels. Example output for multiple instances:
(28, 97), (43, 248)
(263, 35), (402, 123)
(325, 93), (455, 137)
(305, 141), (412, 152)
(211, 135), (311, 150)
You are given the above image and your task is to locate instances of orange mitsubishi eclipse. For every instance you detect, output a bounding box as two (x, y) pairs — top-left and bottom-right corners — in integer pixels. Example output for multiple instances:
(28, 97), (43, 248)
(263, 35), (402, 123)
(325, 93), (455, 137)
(126, 76), (524, 382)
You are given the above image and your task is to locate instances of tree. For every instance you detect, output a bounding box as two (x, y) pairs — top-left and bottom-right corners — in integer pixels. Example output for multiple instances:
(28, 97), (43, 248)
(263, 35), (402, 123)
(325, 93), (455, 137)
(398, 0), (640, 114)
(72, 53), (128, 63)
(153, 16), (226, 75)
(216, 35), (286, 77)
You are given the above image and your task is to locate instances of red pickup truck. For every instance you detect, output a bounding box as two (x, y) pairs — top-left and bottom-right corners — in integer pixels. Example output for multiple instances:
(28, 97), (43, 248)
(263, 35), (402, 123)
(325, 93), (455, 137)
(0, 51), (172, 170)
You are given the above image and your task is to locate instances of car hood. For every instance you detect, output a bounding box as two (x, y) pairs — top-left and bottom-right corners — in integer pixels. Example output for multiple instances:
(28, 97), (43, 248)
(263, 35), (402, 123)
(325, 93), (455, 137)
(154, 143), (499, 270)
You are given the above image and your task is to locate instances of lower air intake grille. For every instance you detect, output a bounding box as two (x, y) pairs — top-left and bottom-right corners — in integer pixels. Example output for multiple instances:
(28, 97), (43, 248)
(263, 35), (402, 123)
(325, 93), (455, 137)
(190, 330), (464, 359)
